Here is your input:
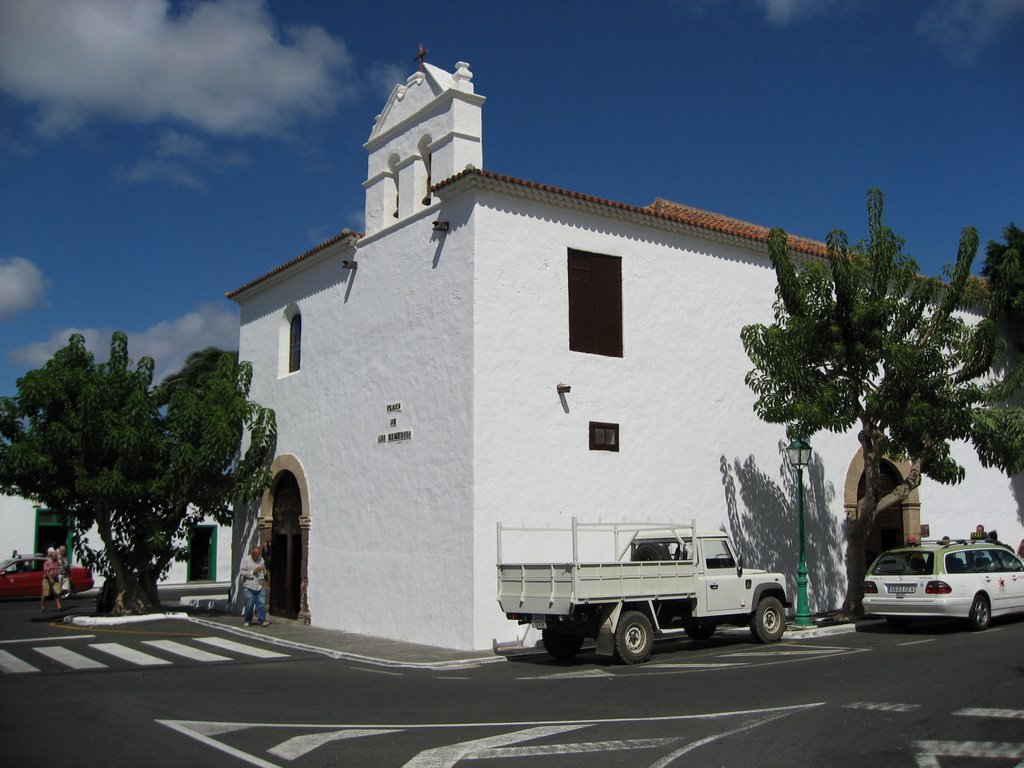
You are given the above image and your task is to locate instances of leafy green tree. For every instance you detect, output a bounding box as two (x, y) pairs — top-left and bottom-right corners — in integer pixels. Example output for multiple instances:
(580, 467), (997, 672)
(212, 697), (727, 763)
(157, 346), (239, 399)
(0, 333), (276, 614)
(982, 223), (1024, 352)
(741, 190), (1024, 617)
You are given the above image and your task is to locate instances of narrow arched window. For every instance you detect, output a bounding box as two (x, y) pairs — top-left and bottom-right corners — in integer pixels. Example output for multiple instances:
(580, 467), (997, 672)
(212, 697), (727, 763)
(289, 313), (302, 373)
(419, 135), (433, 205)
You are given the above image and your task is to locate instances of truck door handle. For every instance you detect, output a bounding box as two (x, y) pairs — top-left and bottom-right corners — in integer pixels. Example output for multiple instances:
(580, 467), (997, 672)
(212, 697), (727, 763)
(710, 584), (718, 590)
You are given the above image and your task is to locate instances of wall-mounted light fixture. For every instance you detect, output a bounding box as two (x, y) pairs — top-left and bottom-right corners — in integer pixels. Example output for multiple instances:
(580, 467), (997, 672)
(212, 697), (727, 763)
(342, 260), (358, 269)
(556, 384), (571, 394)
(432, 220), (450, 232)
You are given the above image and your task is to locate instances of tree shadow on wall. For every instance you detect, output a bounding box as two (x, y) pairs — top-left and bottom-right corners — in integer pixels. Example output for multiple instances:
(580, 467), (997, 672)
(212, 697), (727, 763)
(720, 441), (846, 613)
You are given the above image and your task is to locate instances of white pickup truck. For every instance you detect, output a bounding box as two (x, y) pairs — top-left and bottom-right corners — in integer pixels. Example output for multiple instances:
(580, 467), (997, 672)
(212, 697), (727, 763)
(497, 519), (790, 664)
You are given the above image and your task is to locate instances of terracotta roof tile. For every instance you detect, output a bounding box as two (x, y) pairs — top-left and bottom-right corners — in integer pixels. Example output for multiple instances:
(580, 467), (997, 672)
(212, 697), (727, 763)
(226, 229), (362, 299)
(434, 169), (828, 258)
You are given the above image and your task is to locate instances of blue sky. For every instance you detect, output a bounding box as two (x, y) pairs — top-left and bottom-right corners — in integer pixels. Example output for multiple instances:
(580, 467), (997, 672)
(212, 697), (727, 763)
(1, 0), (1022, 397)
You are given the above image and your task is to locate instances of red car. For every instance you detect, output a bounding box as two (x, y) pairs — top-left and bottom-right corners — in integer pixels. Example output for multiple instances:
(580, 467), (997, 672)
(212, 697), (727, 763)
(0, 554), (94, 598)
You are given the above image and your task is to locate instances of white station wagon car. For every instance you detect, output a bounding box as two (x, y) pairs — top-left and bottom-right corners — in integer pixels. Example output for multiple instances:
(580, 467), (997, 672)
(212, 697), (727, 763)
(863, 540), (1024, 631)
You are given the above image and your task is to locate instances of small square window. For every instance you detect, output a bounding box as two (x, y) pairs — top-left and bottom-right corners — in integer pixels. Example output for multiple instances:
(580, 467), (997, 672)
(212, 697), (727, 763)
(589, 421), (619, 452)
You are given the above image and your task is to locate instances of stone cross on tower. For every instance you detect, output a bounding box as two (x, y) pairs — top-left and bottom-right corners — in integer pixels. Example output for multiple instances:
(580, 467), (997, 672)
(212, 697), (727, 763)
(415, 44), (428, 72)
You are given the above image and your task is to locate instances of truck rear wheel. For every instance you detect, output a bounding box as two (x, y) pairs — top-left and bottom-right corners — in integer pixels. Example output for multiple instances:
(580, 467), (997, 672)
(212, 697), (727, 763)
(750, 596), (785, 643)
(614, 610), (653, 664)
(542, 630), (584, 660)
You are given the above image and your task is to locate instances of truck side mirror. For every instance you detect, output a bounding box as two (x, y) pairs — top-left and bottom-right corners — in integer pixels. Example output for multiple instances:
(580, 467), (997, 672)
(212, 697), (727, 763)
(737, 556), (744, 577)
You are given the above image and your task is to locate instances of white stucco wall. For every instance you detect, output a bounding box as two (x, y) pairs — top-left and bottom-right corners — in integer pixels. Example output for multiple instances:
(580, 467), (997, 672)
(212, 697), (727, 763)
(235, 183), (1024, 651)
(237, 207), (476, 649)
(0, 494), (230, 586)
(232, 59), (1023, 651)
(0, 494), (38, 559)
(462, 188), (1024, 648)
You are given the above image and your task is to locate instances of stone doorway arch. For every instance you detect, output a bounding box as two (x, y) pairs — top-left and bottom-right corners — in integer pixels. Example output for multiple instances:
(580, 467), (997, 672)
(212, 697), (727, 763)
(258, 455), (311, 623)
(844, 452), (921, 566)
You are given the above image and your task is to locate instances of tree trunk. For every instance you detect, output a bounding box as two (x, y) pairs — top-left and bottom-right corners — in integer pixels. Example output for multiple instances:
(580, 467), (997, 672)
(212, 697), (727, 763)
(841, 502), (874, 617)
(94, 504), (160, 615)
(840, 426), (926, 618)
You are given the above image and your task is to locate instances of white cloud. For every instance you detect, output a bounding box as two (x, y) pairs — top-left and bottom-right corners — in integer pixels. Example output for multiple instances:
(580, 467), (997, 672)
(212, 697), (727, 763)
(9, 302), (240, 384)
(916, 0), (1024, 64)
(367, 62), (409, 103)
(757, 0), (833, 25)
(0, 257), (48, 317)
(118, 129), (249, 189)
(0, 0), (355, 137)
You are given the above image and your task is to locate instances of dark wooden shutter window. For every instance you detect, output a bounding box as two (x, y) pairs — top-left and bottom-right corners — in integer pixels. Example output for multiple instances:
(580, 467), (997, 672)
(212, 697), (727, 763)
(589, 422), (619, 452)
(568, 249), (622, 357)
(289, 314), (302, 373)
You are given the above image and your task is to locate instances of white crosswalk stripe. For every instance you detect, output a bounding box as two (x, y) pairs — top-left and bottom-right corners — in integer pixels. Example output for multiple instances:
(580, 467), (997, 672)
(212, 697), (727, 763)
(141, 639), (231, 662)
(34, 645), (108, 670)
(193, 636), (289, 658)
(0, 649), (39, 674)
(0, 635), (291, 674)
(91, 642), (173, 666)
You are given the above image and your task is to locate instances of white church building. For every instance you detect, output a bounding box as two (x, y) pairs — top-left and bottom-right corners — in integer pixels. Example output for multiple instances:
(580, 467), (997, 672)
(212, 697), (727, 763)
(228, 59), (1023, 651)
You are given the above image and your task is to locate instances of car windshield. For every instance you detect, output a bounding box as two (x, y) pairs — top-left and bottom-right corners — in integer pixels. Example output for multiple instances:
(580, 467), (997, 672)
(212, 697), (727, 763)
(870, 551), (934, 576)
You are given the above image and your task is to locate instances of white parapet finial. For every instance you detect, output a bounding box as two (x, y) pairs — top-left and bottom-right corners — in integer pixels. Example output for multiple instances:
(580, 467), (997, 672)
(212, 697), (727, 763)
(453, 61), (473, 90)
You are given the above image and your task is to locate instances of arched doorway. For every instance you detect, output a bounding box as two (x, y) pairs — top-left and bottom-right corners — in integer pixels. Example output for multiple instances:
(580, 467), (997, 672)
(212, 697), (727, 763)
(269, 472), (303, 619)
(858, 462), (906, 567)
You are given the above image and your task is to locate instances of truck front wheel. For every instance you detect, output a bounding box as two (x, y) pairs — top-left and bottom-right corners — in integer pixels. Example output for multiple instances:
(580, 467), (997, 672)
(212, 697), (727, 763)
(614, 610), (653, 664)
(750, 596), (786, 643)
(542, 630), (584, 660)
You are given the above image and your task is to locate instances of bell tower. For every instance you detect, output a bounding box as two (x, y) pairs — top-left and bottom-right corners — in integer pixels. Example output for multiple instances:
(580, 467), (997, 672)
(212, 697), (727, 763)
(363, 58), (485, 235)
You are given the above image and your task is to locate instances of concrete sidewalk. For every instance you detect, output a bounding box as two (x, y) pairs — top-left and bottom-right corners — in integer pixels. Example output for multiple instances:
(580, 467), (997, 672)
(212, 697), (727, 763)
(66, 585), (866, 669)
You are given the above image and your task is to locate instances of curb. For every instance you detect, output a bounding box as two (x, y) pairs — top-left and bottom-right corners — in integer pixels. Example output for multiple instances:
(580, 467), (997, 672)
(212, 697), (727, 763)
(185, 616), (505, 670)
(65, 612), (190, 627)
(783, 622), (859, 640)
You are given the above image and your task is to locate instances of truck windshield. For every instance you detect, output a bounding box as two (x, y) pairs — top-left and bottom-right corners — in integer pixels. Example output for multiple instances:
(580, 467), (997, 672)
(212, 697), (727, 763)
(703, 539), (736, 569)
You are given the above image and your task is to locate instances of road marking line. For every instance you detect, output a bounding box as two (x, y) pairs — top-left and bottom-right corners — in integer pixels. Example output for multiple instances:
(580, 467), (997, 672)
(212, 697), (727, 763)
(194, 636), (289, 659)
(648, 662), (748, 669)
(725, 649), (844, 657)
(158, 702), (827, 735)
(954, 708), (1024, 719)
(0, 649), (39, 673)
(0, 634), (96, 645)
(648, 709), (799, 768)
(142, 640), (231, 662)
(91, 642), (173, 666)
(403, 724), (594, 768)
(914, 740), (1024, 767)
(897, 639), (935, 646)
(352, 666), (403, 676)
(844, 702), (921, 712)
(158, 720), (281, 768)
(269, 728), (402, 760)
(477, 737), (678, 759)
(522, 669), (615, 680)
(34, 646), (108, 670)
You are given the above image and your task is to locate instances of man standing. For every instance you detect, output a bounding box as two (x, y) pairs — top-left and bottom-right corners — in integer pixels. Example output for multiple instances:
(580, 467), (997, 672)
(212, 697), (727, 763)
(57, 544), (71, 598)
(41, 549), (62, 611)
(240, 545), (269, 627)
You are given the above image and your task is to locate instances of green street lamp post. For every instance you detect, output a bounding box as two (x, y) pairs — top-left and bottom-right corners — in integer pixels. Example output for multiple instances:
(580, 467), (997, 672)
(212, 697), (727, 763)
(787, 438), (813, 628)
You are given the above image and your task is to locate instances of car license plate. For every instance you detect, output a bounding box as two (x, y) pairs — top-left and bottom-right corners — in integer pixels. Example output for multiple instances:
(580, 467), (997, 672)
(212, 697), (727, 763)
(531, 616), (547, 630)
(886, 583), (916, 595)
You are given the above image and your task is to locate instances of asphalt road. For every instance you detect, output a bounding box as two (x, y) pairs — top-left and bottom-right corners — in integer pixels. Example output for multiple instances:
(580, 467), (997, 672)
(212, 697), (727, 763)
(3, 597), (1022, 767)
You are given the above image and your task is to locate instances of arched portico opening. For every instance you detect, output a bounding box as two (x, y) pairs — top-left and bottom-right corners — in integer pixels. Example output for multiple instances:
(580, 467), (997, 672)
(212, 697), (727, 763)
(257, 455), (312, 623)
(844, 453), (921, 567)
